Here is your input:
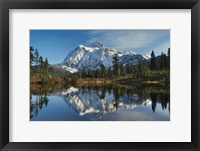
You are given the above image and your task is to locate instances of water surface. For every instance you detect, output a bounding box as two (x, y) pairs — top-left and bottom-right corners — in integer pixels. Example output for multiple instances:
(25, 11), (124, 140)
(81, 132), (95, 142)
(30, 85), (170, 121)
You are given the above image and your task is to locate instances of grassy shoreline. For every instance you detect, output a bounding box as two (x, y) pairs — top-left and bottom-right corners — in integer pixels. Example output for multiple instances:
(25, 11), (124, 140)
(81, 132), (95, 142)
(31, 76), (168, 86)
(76, 78), (164, 85)
(30, 80), (169, 96)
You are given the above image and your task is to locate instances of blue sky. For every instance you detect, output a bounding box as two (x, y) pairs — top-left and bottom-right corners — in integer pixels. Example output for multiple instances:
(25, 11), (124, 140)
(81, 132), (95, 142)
(30, 30), (170, 64)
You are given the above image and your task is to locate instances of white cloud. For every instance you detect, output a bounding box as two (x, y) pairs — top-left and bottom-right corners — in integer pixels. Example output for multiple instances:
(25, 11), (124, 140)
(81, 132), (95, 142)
(87, 30), (170, 53)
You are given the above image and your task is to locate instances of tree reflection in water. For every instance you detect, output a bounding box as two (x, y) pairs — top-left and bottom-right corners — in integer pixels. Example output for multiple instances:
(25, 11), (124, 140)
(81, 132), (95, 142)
(30, 84), (170, 120)
(30, 85), (49, 119)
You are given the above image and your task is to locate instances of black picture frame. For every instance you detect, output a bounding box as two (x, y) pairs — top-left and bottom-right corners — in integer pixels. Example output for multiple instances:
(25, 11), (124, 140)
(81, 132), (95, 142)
(0, 0), (200, 150)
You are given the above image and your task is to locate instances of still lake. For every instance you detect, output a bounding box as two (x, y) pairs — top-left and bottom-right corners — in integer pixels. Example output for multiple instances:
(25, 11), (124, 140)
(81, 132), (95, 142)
(30, 85), (170, 121)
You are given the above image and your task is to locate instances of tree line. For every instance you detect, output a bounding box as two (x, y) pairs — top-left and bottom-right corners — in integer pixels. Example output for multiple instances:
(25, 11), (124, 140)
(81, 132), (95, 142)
(30, 45), (170, 84)
(69, 48), (170, 80)
(150, 48), (170, 70)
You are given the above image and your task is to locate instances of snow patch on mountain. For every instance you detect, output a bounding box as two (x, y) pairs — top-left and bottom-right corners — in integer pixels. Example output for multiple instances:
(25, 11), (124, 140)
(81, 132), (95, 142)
(142, 54), (151, 59)
(61, 66), (78, 73)
(57, 42), (150, 73)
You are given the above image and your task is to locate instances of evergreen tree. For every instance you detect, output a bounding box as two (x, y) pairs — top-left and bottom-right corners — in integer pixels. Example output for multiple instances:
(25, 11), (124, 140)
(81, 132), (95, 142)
(160, 52), (164, 70)
(44, 58), (49, 73)
(34, 49), (39, 66)
(112, 53), (120, 76)
(39, 56), (44, 73)
(95, 68), (100, 78)
(150, 50), (157, 70)
(91, 70), (95, 78)
(30, 46), (34, 68)
(125, 63), (130, 74)
(107, 66), (112, 77)
(137, 60), (143, 77)
(87, 69), (91, 78)
(120, 64), (126, 76)
(34, 49), (39, 71)
(163, 54), (168, 69)
(167, 48), (170, 69)
(126, 62), (134, 75)
(100, 64), (106, 78)
(81, 69), (86, 78)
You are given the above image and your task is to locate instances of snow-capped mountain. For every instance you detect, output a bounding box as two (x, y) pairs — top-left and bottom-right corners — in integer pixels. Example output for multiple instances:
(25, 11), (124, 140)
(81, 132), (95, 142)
(57, 42), (150, 73)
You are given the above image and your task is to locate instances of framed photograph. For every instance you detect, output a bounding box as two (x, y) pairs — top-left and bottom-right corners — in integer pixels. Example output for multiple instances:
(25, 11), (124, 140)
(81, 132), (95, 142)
(0, 0), (200, 150)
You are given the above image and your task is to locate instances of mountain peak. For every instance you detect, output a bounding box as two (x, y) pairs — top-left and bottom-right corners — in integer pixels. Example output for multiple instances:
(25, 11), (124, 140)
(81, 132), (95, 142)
(78, 44), (85, 48)
(92, 41), (106, 48)
(59, 43), (150, 73)
(122, 50), (136, 55)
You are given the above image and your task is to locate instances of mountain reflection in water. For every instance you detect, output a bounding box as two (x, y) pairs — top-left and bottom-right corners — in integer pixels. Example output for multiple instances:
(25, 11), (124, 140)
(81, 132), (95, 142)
(30, 85), (170, 121)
